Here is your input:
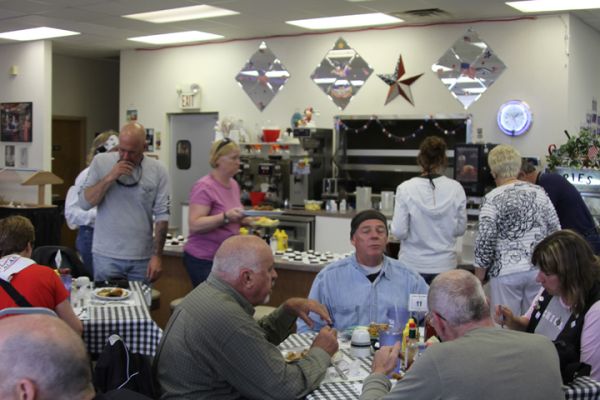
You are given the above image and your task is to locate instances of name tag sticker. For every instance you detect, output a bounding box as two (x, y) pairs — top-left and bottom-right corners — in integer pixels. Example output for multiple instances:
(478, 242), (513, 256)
(409, 294), (428, 312)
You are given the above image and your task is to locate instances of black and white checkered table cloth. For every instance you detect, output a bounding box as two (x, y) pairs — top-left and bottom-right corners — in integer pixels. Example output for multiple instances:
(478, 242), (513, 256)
(280, 333), (600, 400)
(81, 281), (162, 356)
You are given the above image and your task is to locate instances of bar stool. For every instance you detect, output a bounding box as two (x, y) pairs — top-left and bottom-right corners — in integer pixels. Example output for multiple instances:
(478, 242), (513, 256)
(254, 305), (276, 320)
(170, 297), (184, 314)
(151, 289), (161, 311)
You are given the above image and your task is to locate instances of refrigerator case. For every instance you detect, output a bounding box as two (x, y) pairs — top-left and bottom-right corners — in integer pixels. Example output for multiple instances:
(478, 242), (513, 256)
(554, 167), (600, 226)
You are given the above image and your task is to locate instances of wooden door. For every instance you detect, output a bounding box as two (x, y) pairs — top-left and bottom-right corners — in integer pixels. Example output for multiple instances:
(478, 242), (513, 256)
(52, 117), (86, 247)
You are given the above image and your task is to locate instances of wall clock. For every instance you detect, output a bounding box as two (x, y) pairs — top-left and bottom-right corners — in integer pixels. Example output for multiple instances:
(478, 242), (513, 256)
(497, 100), (532, 136)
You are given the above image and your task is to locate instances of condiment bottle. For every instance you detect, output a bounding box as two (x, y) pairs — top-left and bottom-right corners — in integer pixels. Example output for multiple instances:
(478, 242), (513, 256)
(278, 229), (288, 251)
(404, 321), (418, 370)
(270, 230), (279, 253)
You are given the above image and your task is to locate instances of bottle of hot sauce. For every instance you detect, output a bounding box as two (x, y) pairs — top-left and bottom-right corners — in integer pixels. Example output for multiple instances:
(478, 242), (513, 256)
(404, 321), (418, 370)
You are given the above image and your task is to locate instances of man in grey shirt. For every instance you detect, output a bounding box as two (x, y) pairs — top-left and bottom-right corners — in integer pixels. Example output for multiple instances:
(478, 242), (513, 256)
(360, 269), (564, 400)
(156, 235), (339, 399)
(79, 122), (170, 282)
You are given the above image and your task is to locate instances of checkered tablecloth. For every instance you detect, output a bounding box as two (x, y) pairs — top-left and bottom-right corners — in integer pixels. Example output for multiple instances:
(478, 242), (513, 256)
(281, 334), (600, 400)
(564, 376), (600, 400)
(81, 281), (162, 356)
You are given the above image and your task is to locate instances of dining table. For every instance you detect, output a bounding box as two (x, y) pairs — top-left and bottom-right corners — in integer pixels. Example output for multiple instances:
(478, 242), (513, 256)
(74, 281), (163, 356)
(279, 333), (600, 400)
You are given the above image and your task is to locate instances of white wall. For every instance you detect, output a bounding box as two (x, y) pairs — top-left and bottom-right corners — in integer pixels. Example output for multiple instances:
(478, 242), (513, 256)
(120, 15), (581, 168)
(0, 40), (52, 203)
(52, 54), (119, 149)
(566, 16), (600, 139)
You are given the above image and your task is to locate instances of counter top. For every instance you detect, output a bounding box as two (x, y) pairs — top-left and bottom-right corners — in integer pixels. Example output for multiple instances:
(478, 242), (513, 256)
(278, 209), (393, 219)
(163, 244), (334, 273)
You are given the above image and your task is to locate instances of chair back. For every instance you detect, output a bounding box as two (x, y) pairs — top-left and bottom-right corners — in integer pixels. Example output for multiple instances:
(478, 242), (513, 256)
(93, 334), (158, 398)
(31, 245), (91, 278)
(0, 307), (58, 318)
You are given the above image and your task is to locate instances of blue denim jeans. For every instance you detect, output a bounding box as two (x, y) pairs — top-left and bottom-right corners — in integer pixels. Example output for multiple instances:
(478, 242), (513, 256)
(76, 226), (94, 277)
(183, 252), (213, 287)
(93, 253), (149, 281)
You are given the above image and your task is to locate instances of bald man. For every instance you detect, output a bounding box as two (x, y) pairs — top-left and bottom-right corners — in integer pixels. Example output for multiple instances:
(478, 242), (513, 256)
(360, 270), (563, 400)
(156, 235), (339, 399)
(0, 314), (95, 400)
(80, 122), (170, 282)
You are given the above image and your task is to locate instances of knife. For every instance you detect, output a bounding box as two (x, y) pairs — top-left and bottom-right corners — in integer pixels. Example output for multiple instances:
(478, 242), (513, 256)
(332, 361), (348, 380)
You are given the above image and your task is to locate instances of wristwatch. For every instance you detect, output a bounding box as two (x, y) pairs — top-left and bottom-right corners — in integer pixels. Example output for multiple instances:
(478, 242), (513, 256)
(223, 212), (230, 225)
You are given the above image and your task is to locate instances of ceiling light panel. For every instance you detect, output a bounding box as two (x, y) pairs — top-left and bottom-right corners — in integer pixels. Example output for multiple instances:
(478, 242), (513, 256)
(287, 12), (402, 30)
(123, 5), (239, 23)
(128, 31), (223, 44)
(0, 27), (80, 41)
(506, 0), (600, 12)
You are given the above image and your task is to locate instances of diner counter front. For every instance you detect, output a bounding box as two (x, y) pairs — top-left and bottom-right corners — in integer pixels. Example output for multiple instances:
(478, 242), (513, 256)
(156, 244), (324, 328)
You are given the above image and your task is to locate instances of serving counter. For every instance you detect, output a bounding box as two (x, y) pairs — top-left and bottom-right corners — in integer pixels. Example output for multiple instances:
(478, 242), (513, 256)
(156, 245), (326, 328)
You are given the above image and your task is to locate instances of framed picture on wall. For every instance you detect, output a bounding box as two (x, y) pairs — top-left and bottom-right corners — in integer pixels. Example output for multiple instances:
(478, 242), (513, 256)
(1, 102), (32, 142)
(145, 128), (154, 152)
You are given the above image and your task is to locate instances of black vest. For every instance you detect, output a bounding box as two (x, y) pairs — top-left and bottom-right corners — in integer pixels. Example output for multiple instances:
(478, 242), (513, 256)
(526, 281), (600, 383)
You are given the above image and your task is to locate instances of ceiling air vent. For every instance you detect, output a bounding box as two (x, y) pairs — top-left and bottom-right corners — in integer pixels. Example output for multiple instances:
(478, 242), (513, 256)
(391, 8), (452, 22)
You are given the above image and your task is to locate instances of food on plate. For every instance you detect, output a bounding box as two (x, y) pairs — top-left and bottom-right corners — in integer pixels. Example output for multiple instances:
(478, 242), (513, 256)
(304, 200), (322, 211)
(253, 217), (279, 227)
(284, 349), (309, 362)
(391, 372), (404, 380)
(96, 287), (126, 298)
(253, 204), (274, 211)
(368, 323), (390, 338)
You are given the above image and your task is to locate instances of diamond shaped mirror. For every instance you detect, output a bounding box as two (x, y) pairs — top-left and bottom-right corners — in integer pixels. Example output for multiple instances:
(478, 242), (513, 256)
(432, 29), (506, 109)
(235, 42), (290, 111)
(311, 37), (373, 110)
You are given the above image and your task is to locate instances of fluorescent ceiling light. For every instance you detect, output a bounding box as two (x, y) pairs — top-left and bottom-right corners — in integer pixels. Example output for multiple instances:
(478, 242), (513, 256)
(506, 0), (600, 12)
(287, 13), (402, 30)
(123, 5), (238, 23)
(0, 27), (79, 41)
(128, 31), (223, 44)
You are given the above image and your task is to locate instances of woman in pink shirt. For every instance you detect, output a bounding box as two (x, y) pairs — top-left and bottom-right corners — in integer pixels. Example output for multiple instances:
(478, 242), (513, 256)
(496, 230), (600, 382)
(183, 138), (252, 286)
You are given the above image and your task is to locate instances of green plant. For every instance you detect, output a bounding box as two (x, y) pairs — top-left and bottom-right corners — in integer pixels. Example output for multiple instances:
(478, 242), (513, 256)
(546, 128), (600, 170)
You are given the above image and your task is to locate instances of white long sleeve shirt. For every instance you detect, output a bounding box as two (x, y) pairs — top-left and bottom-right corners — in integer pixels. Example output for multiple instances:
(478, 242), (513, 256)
(64, 167), (96, 230)
(391, 175), (467, 274)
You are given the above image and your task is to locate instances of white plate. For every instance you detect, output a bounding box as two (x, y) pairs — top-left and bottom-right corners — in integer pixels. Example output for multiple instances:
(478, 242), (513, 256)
(243, 210), (285, 217)
(93, 287), (131, 301)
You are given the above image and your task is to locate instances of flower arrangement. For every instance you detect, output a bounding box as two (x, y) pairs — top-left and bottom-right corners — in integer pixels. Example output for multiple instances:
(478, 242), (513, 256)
(546, 128), (600, 170)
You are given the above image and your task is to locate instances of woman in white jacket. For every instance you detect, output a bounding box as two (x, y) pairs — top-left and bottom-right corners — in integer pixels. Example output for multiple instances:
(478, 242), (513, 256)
(391, 136), (467, 284)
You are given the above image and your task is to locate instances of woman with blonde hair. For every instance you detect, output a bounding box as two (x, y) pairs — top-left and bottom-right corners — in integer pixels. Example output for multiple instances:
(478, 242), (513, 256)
(65, 130), (119, 276)
(391, 136), (467, 284)
(474, 144), (560, 316)
(183, 138), (252, 286)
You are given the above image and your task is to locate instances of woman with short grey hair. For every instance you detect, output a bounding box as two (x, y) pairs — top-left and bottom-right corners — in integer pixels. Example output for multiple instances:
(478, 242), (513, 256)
(474, 144), (560, 316)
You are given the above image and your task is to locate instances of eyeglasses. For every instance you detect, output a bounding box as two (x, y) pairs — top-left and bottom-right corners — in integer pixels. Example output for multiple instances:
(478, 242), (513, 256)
(215, 138), (231, 154)
(426, 310), (447, 324)
(116, 162), (143, 187)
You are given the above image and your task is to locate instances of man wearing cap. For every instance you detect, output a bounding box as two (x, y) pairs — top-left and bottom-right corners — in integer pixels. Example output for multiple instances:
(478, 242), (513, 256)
(297, 209), (429, 333)
(80, 122), (170, 282)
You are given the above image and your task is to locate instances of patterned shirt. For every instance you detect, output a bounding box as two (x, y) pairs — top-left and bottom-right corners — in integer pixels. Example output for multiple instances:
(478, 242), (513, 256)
(474, 181), (560, 277)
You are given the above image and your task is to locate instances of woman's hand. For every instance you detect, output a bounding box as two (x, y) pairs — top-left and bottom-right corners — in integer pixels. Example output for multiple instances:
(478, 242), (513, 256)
(495, 305), (529, 331)
(224, 207), (245, 223)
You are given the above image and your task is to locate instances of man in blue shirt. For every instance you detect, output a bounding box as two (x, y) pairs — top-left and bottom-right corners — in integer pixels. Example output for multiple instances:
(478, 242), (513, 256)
(519, 160), (600, 254)
(297, 209), (429, 333)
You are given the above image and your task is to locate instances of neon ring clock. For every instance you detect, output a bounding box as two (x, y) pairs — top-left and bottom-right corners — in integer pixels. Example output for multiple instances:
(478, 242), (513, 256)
(497, 100), (532, 136)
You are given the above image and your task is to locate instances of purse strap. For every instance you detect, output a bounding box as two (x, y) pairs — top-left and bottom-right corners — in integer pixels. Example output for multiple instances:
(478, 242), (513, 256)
(0, 278), (32, 307)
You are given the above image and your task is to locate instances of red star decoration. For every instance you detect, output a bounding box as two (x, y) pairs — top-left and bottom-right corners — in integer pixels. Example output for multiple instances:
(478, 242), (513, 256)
(378, 55), (423, 106)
